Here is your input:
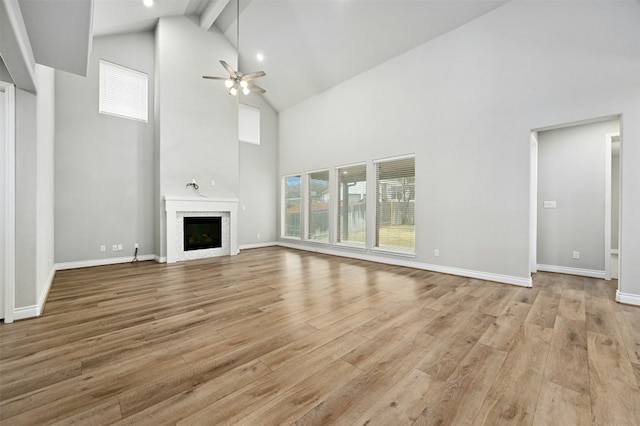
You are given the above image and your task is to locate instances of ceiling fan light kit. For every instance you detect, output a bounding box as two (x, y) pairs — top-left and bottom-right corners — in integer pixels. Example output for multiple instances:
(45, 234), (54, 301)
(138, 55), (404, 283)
(202, 0), (266, 96)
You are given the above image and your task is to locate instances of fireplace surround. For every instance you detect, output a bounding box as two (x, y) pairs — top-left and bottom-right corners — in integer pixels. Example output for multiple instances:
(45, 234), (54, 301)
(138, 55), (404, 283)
(164, 196), (239, 263)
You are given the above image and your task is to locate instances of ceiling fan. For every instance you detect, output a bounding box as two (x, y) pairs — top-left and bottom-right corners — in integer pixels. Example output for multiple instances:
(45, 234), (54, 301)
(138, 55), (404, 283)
(202, 0), (266, 96)
(203, 60), (265, 95)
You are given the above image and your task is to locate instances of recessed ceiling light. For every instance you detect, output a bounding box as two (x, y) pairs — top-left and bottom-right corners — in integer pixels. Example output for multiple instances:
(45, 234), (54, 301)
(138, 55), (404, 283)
(143, 0), (154, 7)
(256, 53), (264, 62)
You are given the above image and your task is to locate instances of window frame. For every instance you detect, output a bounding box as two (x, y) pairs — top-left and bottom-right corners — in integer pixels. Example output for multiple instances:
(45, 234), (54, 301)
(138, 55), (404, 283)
(373, 154), (416, 255)
(99, 59), (149, 122)
(281, 174), (302, 240)
(335, 162), (368, 249)
(305, 169), (331, 244)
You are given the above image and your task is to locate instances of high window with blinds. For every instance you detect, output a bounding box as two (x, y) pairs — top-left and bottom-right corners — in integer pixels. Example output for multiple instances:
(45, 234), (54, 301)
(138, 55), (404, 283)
(337, 163), (367, 246)
(307, 170), (330, 242)
(99, 60), (148, 122)
(375, 155), (415, 252)
(282, 175), (301, 238)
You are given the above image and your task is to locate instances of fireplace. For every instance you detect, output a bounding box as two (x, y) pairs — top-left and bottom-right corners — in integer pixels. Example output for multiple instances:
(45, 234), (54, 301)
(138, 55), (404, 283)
(164, 196), (238, 263)
(184, 217), (221, 251)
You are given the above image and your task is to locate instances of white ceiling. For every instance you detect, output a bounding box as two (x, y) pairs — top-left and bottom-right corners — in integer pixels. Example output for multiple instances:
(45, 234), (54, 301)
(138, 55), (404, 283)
(24, 0), (511, 111)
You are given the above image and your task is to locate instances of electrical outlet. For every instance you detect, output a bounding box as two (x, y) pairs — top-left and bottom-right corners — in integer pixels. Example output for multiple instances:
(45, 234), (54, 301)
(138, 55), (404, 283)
(100, 245), (106, 252)
(210, 180), (216, 186)
(573, 251), (580, 259)
(118, 244), (123, 251)
(134, 243), (139, 249)
(434, 249), (440, 257)
(257, 233), (261, 239)
(112, 245), (118, 252)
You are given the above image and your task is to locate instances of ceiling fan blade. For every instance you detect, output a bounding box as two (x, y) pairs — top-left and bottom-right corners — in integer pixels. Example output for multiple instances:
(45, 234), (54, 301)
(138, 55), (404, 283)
(247, 81), (266, 94)
(241, 70), (266, 81)
(202, 76), (227, 80)
(220, 60), (237, 78)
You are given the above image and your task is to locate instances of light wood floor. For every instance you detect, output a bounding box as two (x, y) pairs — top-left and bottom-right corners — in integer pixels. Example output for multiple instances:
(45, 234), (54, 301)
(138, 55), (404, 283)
(1, 247), (640, 425)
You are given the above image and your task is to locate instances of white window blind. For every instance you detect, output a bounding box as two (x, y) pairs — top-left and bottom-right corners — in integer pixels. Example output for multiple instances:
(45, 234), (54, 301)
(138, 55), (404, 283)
(307, 170), (329, 242)
(375, 155), (415, 252)
(239, 103), (260, 145)
(99, 60), (148, 122)
(336, 163), (367, 246)
(282, 175), (301, 238)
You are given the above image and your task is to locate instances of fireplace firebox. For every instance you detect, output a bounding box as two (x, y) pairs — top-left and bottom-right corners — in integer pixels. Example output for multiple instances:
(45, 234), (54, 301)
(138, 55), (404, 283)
(183, 217), (222, 251)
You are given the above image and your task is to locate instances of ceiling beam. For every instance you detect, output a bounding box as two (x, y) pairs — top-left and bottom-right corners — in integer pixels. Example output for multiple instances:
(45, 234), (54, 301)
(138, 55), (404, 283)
(200, 0), (230, 30)
(0, 0), (36, 92)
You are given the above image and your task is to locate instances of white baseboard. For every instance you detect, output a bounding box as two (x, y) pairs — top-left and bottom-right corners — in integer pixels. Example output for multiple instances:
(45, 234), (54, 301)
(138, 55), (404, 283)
(12, 266), (56, 321)
(13, 305), (39, 321)
(55, 254), (156, 271)
(537, 264), (605, 279)
(616, 290), (640, 307)
(278, 242), (532, 288)
(36, 266), (56, 316)
(240, 242), (278, 250)
(155, 255), (166, 263)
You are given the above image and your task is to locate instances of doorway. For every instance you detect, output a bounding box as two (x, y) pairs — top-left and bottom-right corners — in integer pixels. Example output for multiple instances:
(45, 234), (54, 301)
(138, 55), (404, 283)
(531, 117), (621, 287)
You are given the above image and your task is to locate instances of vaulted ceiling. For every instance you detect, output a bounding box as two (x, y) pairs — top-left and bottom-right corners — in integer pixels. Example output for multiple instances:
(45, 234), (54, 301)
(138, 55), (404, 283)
(17, 0), (511, 111)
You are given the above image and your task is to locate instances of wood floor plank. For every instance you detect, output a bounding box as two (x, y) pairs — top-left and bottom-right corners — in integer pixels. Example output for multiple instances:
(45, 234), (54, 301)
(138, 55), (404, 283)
(558, 288), (586, 322)
(118, 322), (315, 417)
(525, 289), (560, 329)
(413, 342), (508, 426)
(177, 330), (368, 425)
(49, 399), (123, 426)
(237, 359), (361, 425)
(1, 250), (639, 425)
(294, 324), (436, 425)
(588, 330), (640, 425)
(473, 397), (532, 426)
(113, 359), (272, 425)
(353, 368), (441, 426)
(543, 316), (589, 394)
(532, 380), (591, 426)
(614, 305), (640, 365)
(416, 309), (495, 381)
(473, 323), (552, 425)
(478, 300), (531, 351)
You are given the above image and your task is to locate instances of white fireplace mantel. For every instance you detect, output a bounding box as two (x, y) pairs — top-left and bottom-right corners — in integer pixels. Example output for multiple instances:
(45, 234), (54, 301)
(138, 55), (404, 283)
(164, 196), (239, 263)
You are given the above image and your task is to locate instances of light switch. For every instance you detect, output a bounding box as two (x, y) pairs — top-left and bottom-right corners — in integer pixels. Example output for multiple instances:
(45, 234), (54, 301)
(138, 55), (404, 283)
(543, 201), (557, 209)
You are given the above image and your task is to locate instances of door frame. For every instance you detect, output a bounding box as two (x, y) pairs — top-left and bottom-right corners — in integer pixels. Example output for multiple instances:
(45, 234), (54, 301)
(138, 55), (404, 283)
(530, 115), (621, 284)
(1, 80), (16, 323)
(604, 132), (620, 281)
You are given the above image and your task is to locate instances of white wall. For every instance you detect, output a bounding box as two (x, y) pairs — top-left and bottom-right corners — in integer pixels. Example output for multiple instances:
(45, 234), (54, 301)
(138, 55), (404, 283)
(238, 96), (279, 247)
(13, 65), (56, 314)
(155, 16), (239, 258)
(0, 83), (7, 319)
(537, 119), (619, 273)
(279, 0), (640, 293)
(55, 32), (156, 264)
(15, 88), (37, 308)
(35, 64), (55, 305)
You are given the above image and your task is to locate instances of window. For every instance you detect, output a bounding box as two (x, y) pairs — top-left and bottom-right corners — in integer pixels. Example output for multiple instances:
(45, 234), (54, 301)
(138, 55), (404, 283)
(239, 103), (260, 145)
(307, 170), (329, 242)
(375, 155), (415, 252)
(282, 175), (301, 238)
(337, 163), (367, 246)
(99, 60), (148, 122)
